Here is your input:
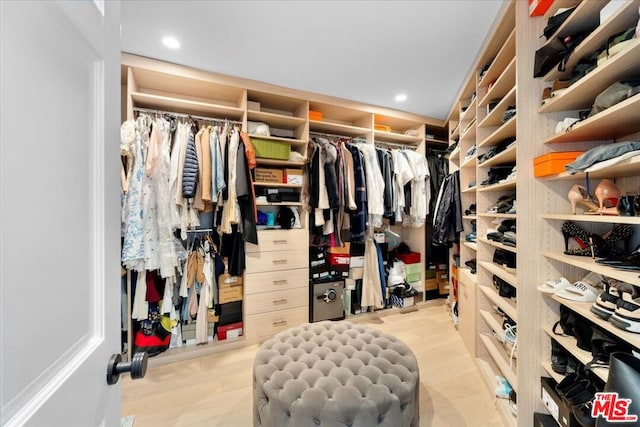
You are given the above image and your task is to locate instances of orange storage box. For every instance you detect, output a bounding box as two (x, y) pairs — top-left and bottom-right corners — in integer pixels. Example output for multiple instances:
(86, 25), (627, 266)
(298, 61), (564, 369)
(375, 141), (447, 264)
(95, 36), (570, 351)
(309, 110), (323, 121)
(533, 152), (584, 177)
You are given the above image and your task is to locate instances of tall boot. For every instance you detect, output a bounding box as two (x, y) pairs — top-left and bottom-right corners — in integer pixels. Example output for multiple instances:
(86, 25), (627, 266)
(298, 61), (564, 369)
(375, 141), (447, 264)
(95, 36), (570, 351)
(596, 352), (640, 426)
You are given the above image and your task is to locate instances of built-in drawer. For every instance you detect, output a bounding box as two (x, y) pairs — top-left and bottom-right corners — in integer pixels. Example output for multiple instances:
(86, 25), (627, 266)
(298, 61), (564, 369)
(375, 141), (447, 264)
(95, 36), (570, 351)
(245, 229), (308, 253)
(244, 268), (308, 294)
(244, 287), (307, 315)
(245, 249), (308, 274)
(244, 306), (308, 340)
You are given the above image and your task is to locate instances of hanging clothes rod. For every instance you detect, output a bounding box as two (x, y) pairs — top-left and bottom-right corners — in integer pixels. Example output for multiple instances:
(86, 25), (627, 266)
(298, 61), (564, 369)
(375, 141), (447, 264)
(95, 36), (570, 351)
(310, 131), (367, 142)
(133, 107), (243, 125)
(185, 228), (214, 233)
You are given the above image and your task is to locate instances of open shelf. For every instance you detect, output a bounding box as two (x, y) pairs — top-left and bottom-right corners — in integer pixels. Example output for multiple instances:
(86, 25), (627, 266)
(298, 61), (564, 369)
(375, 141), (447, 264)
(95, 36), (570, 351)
(541, 154), (640, 181)
(476, 358), (518, 427)
(479, 284), (517, 322)
(463, 241), (478, 251)
(478, 179), (517, 193)
(463, 215), (478, 220)
(539, 42), (640, 113)
(543, 95), (640, 144)
(543, 0), (639, 82)
(478, 213), (517, 219)
(541, 361), (565, 384)
(479, 143), (517, 168)
(550, 295), (640, 349)
(480, 261), (518, 288)
(255, 158), (306, 167)
(478, 86), (517, 128)
(254, 182), (303, 188)
(460, 97), (477, 123)
(478, 116), (516, 148)
(478, 28), (516, 90)
(461, 155), (477, 169)
(542, 325), (608, 382)
(480, 309), (505, 340)
(543, 251), (640, 285)
(131, 92), (244, 120)
(542, 213), (640, 225)
(479, 334), (518, 391)
(248, 110), (306, 129)
(374, 131), (423, 145)
(478, 237), (517, 254)
(462, 186), (477, 193)
(460, 124), (477, 144)
(309, 120), (371, 137)
(478, 57), (516, 108)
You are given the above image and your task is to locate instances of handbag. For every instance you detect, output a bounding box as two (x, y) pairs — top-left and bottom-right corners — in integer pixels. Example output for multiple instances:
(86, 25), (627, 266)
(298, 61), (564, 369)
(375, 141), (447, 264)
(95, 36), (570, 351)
(534, 31), (592, 78)
(542, 7), (576, 40)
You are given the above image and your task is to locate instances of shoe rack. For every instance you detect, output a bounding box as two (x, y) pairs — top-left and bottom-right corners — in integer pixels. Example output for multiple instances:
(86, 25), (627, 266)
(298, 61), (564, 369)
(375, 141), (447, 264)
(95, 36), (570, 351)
(532, 0), (640, 424)
(448, 0), (640, 425)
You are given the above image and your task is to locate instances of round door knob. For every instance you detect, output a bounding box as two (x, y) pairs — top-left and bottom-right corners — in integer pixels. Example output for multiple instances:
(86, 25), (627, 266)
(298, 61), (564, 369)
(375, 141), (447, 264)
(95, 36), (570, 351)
(106, 351), (148, 385)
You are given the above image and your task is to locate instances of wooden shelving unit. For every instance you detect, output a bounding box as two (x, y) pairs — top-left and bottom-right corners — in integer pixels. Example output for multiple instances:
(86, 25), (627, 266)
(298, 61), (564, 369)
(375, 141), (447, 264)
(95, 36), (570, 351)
(479, 261), (517, 288)
(542, 325), (608, 382)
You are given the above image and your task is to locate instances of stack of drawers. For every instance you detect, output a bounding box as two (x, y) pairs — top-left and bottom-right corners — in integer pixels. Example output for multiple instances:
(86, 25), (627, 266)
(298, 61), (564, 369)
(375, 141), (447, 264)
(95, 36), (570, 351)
(244, 229), (309, 340)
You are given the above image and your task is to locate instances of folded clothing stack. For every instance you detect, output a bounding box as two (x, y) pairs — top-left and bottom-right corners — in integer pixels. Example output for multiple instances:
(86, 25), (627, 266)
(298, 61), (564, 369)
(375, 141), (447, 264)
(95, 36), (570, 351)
(487, 194), (516, 214)
(478, 137), (516, 164)
(481, 164), (516, 186)
(487, 219), (517, 247)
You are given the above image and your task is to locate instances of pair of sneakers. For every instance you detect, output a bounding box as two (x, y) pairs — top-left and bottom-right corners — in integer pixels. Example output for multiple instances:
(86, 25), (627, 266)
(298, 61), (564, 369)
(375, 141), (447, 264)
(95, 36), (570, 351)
(590, 279), (640, 333)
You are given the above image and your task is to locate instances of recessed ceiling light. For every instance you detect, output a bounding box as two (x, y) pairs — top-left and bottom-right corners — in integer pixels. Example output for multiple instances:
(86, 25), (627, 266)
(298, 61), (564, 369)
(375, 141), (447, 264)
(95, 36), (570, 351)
(395, 94), (407, 102)
(162, 36), (180, 49)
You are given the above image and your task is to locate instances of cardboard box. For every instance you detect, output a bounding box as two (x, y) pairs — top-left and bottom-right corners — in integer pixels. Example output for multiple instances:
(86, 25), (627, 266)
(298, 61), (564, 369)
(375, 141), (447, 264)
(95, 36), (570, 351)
(284, 168), (303, 185)
(219, 273), (243, 288)
(438, 280), (449, 295)
(218, 322), (243, 340)
(255, 168), (284, 183)
(533, 152), (584, 177)
(328, 242), (350, 254)
(425, 278), (438, 291)
(219, 284), (243, 304)
(541, 377), (580, 427)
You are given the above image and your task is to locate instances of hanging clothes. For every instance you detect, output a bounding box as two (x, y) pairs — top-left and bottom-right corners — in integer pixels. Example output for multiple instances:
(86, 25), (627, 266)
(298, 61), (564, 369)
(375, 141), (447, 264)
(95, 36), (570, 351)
(432, 170), (463, 246)
(361, 238), (384, 309)
(402, 149), (430, 227)
(347, 143), (367, 241)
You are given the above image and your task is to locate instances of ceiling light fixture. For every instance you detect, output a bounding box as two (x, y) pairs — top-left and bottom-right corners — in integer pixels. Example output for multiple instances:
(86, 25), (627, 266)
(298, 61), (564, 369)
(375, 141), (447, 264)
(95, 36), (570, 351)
(395, 94), (407, 102)
(162, 36), (180, 49)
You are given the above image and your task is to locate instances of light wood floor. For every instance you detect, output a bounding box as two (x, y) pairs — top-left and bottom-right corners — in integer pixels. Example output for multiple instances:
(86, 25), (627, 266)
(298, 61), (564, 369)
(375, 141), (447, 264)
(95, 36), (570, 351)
(121, 300), (504, 426)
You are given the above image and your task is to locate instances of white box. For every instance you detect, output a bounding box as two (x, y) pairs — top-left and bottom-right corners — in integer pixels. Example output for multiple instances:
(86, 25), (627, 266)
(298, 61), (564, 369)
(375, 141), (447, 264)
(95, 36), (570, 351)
(350, 256), (364, 268)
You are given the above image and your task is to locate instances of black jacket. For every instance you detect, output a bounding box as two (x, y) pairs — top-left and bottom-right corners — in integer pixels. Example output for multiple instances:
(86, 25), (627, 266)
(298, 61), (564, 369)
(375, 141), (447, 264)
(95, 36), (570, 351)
(432, 171), (463, 247)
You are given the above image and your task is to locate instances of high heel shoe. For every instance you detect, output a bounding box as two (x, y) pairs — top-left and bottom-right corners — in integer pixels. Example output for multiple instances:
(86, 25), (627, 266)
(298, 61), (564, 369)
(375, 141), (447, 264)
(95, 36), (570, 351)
(561, 221), (589, 252)
(568, 185), (598, 214)
(594, 179), (621, 215)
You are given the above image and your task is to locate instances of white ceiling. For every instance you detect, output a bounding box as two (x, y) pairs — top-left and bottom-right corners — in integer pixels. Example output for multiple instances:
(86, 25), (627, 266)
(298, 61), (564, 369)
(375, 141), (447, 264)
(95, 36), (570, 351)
(120, 1), (506, 121)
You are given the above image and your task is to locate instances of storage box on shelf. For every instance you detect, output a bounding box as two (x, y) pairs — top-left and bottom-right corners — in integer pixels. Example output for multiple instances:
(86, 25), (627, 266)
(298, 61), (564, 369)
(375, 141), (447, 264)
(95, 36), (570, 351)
(308, 102), (372, 138)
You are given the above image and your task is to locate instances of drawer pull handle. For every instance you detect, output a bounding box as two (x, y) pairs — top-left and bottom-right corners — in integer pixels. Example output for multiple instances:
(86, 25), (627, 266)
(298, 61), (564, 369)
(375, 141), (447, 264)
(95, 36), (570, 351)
(273, 280), (288, 285)
(272, 320), (287, 326)
(272, 298), (288, 305)
(272, 259), (288, 265)
(272, 239), (288, 244)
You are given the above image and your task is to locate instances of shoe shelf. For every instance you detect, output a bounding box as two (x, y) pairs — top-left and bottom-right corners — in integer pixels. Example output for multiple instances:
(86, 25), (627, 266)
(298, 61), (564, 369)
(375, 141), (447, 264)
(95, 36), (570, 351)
(480, 261), (518, 288)
(461, 155), (477, 169)
(478, 28), (516, 91)
(450, 121), (460, 140)
(539, 42), (640, 113)
(478, 57), (516, 109)
(478, 237), (517, 254)
(476, 358), (518, 427)
(459, 97), (477, 123)
(538, 1), (603, 77)
(460, 121), (477, 142)
(543, 0), (640, 82)
(463, 241), (478, 251)
(478, 86), (517, 128)
(449, 144), (461, 161)
(478, 179), (517, 193)
(550, 294), (640, 349)
(540, 154), (640, 181)
(478, 117), (516, 148)
(478, 143), (517, 168)
(542, 324), (609, 382)
(479, 333), (518, 391)
(463, 215), (477, 220)
(478, 213), (517, 219)
(543, 95), (640, 144)
(480, 309), (507, 342)
(541, 360), (565, 384)
(542, 213), (640, 226)
(479, 284), (518, 322)
(462, 186), (477, 194)
(543, 251), (640, 286)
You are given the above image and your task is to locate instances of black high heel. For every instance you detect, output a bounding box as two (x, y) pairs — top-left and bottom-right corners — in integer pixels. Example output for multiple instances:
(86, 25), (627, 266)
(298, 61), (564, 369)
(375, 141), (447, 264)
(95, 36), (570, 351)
(562, 221), (589, 252)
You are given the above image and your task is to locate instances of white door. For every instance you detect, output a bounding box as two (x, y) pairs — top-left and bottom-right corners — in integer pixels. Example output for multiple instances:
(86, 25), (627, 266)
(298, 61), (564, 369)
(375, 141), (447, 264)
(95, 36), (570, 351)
(1, 1), (122, 426)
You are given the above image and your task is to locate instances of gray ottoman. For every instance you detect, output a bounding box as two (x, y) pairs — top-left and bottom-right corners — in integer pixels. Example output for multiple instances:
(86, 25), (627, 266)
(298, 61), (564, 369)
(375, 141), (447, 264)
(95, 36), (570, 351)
(253, 321), (419, 426)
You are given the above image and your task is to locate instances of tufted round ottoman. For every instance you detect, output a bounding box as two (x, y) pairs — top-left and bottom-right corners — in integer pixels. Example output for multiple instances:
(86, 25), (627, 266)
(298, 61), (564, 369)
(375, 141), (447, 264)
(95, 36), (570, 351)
(253, 321), (419, 426)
